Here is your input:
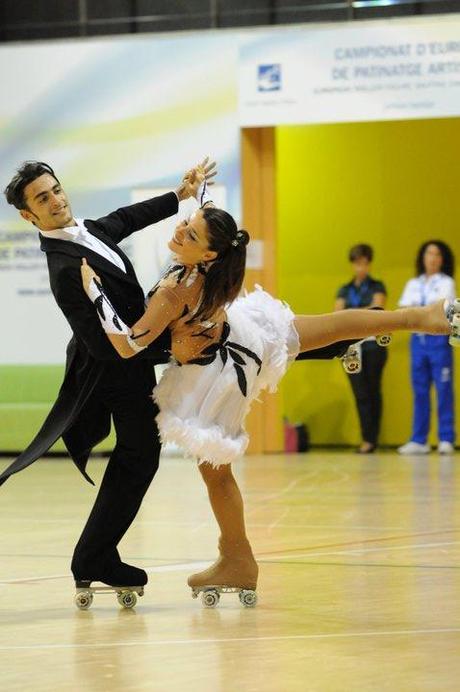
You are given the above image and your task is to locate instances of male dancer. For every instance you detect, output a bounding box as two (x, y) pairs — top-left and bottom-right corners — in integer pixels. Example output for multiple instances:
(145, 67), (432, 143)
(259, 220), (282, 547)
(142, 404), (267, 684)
(1, 160), (215, 589)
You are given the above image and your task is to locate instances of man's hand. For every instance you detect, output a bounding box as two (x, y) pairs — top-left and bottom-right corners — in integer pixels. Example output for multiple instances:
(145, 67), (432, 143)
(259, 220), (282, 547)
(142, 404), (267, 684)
(175, 157), (217, 201)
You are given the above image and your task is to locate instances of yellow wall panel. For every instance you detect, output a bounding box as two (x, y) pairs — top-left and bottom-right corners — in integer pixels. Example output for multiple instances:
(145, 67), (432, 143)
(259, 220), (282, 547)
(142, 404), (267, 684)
(276, 118), (460, 445)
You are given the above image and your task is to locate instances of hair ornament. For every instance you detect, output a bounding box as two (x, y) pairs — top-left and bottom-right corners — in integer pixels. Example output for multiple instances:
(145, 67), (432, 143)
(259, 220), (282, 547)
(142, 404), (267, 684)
(232, 231), (245, 247)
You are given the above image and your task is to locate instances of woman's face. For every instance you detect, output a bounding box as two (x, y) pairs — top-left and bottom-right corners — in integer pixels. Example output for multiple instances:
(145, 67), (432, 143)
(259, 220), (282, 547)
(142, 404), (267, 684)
(168, 209), (217, 265)
(351, 257), (370, 282)
(423, 244), (443, 275)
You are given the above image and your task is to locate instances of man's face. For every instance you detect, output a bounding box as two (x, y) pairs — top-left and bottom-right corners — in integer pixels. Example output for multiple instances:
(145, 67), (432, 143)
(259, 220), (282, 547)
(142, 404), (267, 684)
(20, 173), (73, 231)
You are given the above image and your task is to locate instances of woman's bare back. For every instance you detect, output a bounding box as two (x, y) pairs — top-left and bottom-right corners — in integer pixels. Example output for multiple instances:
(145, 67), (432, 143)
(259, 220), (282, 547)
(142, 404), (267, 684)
(146, 263), (226, 364)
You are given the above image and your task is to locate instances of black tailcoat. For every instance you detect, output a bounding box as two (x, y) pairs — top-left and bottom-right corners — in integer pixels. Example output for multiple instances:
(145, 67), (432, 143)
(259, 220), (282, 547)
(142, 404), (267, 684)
(0, 192), (178, 487)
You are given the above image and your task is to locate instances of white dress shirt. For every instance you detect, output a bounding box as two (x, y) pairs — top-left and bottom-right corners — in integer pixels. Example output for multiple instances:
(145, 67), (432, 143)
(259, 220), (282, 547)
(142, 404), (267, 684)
(40, 218), (127, 273)
(398, 272), (456, 307)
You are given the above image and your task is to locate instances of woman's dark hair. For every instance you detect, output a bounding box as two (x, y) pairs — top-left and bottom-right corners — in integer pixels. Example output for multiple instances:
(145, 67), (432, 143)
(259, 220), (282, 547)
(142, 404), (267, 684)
(348, 243), (373, 263)
(193, 206), (250, 322)
(4, 161), (59, 210)
(415, 240), (455, 277)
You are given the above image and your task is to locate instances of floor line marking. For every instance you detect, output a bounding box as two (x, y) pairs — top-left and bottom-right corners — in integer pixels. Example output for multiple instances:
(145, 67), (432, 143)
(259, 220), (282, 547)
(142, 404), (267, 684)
(0, 628), (458, 651)
(0, 573), (70, 584)
(2, 538), (460, 584)
(263, 560), (460, 570)
(248, 473), (317, 509)
(0, 561), (212, 584)
(267, 540), (460, 560)
(259, 527), (460, 557)
(0, 517), (427, 531)
(268, 507), (290, 531)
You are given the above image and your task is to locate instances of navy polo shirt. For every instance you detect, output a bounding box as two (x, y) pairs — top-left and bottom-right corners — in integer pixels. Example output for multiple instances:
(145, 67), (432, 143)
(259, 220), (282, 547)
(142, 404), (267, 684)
(337, 276), (386, 309)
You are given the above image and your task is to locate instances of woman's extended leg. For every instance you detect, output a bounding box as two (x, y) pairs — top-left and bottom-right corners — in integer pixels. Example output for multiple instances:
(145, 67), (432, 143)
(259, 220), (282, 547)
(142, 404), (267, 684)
(295, 300), (449, 353)
(187, 462), (258, 590)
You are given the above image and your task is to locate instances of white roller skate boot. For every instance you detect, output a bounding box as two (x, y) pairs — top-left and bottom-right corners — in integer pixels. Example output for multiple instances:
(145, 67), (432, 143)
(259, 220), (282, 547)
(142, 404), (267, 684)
(341, 342), (362, 374)
(446, 299), (460, 347)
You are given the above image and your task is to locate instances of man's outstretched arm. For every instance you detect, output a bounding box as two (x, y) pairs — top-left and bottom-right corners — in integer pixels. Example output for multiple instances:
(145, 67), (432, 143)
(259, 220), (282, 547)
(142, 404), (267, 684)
(92, 158), (217, 244)
(91, 191), (179, 245)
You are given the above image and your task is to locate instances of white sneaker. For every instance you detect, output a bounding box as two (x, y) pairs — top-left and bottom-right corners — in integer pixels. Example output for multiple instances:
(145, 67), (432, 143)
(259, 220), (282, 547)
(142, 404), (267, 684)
(397, 441), (430, 455)
(438, 441), (455, 455)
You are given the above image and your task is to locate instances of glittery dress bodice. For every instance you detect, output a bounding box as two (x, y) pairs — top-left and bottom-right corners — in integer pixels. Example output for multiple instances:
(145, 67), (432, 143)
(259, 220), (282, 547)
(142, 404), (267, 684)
(146, 263), (225, 364)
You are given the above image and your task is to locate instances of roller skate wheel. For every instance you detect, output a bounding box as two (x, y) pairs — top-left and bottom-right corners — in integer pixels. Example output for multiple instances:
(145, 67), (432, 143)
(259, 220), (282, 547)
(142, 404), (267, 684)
(75, 591), (93, 610)
(117, 591), (137, 609)
(343, 359), (360, 374)
(449, 312), (460, 347)
(376, 334), (392, 346)
(201, 589), (220, 608)
(453, 299), (460, 313)
(239, 590), (257, 608)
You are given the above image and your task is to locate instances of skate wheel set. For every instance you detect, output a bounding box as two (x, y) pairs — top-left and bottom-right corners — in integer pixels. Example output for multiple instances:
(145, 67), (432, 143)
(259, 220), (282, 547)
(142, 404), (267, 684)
(448, 299), (460, 347)
(190, 586), (258, 608)
(341, 344), (362, 374)
(74, 583), (144, 610)
(341, 333), (392, 374)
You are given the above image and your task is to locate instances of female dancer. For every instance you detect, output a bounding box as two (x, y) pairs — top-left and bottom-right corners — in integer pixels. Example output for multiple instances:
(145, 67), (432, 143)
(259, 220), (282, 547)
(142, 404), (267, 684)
(80, 174), (456, 603)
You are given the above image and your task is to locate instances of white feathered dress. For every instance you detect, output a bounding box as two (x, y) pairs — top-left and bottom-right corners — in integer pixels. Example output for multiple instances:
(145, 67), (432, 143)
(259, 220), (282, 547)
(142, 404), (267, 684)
(153, 286), (300, 466)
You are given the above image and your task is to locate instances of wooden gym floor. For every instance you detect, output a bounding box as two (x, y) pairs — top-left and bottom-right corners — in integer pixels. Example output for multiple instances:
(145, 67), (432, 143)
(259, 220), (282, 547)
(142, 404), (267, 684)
(0, 451), (459, 692)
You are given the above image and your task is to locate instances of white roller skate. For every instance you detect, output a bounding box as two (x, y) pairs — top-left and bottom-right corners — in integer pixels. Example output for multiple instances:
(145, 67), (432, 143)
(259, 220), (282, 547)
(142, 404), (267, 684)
(341, 332), (392, 375)
(341, 342), (362, 374)
(447, 299), (460, 347)
(74, 581), (144, 610)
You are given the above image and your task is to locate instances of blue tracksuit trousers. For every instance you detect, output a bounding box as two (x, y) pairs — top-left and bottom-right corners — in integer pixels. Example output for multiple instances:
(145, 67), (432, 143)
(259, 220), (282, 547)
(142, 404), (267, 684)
(410, 334), (455, 444)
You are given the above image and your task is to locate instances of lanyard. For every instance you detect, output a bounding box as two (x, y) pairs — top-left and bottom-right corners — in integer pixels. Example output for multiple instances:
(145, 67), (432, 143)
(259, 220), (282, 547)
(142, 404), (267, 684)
(419, 275), (439, 306)
(348, 280), (369, 308)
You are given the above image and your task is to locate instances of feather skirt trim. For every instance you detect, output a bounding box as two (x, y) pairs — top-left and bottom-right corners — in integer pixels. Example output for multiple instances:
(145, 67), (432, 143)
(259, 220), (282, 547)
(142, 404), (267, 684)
(155, 409), (248, 466)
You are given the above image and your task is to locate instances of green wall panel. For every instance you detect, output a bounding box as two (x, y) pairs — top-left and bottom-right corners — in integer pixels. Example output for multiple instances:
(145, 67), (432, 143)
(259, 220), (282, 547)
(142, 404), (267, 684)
(0, 365), (114, 451)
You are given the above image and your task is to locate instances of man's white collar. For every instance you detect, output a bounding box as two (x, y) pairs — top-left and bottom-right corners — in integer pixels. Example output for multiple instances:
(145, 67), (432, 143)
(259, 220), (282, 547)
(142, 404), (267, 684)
(40, 218), (85, 238)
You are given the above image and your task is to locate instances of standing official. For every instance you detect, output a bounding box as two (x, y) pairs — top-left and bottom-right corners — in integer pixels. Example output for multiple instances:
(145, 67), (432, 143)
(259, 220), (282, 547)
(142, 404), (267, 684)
(398, 241), (456, 455)
(335, 244), (388, 454)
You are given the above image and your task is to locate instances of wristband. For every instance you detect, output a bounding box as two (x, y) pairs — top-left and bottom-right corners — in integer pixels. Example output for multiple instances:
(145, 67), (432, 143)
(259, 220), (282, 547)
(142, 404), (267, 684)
(87, 278), (130, 336)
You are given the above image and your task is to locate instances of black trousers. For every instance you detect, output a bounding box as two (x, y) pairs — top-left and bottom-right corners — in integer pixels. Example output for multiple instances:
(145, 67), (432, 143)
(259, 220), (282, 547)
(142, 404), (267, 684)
(347, 342), (388, 446)
(71, 361), (160, 578)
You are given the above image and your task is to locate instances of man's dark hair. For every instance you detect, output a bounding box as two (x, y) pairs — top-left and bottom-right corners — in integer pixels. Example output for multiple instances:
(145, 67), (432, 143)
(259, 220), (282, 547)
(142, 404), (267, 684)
(348, 243), (373, 263)
(4, 161), (59, 210)
(415, 240), (455, 277)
